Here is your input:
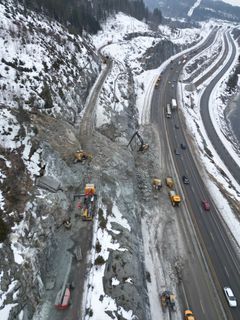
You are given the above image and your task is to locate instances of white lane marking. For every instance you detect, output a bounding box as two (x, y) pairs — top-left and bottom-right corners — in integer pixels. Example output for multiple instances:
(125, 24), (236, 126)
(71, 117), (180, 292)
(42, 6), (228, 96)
(210, 232), (215, 242)
(200, 299), (205, 314)
(224, 265), (229, 278)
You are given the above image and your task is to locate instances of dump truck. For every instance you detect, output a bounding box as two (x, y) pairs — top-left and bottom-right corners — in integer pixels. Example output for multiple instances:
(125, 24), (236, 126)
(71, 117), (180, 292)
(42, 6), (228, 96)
(161, 290), (176, 312)
(81, 184), (97, 221)
(169, 190), (181, 206)
(165, 176), (174, 188)
(152, 178), (162, 190)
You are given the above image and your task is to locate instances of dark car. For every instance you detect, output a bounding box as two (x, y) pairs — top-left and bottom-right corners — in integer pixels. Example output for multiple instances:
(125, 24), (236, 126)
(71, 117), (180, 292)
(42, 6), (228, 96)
(181, 143), (187, 150)
(175, 124), (179, 129)
(202, 200), (210, 211)
(175, 148), (180, 155)
(182, 175), (189, 184)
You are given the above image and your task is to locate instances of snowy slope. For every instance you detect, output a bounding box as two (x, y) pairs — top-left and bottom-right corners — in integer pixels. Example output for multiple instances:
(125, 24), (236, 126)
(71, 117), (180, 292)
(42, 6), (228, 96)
(0, 0), (99, 123)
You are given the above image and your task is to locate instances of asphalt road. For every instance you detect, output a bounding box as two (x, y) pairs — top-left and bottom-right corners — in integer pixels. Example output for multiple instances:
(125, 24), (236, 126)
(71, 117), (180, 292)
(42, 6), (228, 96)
(200, 32), (240, 186)
(151, 28), (240, 320)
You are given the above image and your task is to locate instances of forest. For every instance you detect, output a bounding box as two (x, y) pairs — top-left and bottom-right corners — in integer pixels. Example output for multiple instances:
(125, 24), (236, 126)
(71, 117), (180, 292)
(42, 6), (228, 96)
(17, 0), (162, 34)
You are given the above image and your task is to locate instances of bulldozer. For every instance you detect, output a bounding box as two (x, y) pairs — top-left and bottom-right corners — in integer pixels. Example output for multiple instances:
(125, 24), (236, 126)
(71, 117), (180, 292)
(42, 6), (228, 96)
(74, 150), (92, 163)
(160, 290), (176, 312)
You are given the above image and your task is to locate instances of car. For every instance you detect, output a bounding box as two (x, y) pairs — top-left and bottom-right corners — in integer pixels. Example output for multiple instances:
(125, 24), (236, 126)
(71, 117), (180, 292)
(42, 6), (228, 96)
(184, 309), (195, 320)
(181, 143), (187, 150)
(175, 148), (180, 155)
(202, 200), (210, 211)
(223, 287), (237, 307)
(175, 124), (179, 129)
(182, 175), (189, 184)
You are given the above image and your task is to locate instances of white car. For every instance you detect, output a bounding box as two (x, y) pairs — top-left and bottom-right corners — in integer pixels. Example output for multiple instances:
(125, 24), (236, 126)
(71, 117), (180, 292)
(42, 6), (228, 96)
(223, 287), (237, 307)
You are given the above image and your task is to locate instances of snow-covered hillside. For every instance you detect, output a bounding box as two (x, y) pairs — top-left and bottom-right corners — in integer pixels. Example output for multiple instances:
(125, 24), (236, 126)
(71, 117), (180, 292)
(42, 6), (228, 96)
(0, 0), (100, 123)
(1, 1), (240, 320)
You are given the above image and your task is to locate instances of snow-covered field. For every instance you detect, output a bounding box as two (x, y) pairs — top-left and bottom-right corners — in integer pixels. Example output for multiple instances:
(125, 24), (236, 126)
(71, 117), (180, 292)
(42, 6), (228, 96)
(222, 0), (240, 7)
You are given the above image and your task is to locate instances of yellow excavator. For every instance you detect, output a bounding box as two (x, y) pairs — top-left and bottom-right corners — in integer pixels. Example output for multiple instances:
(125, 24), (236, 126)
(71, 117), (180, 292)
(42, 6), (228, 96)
(127, 131), (149, 152)
(74, 150), (93, 163)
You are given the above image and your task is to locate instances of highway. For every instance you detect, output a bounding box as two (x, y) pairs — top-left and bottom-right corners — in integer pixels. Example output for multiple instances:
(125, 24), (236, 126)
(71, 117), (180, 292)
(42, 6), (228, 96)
(151, 27), (240, 320)
(200, 32), (240, 185)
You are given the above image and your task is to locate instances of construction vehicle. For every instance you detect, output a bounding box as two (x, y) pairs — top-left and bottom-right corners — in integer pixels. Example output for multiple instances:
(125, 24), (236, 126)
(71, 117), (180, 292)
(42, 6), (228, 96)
(152, 178), (162, 190)
(81, 184), (97, 221)
(155, 76), (161, 88)
(74, 150), (92, 163)
(165, 176), (174, 188)
(127, 131), (149, 152)
(161, 290), (176, 312)
(169, 190), (181, 206)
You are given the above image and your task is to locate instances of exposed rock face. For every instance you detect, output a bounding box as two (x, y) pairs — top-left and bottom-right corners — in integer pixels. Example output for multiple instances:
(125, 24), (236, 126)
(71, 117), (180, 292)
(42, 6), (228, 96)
(142, 39), (179, 70)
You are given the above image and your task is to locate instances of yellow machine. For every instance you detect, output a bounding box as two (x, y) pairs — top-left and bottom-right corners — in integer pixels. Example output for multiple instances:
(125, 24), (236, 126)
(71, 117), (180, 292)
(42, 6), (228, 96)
(165, 176), (174, 188)
(152, 178), (162, 190)
(81, 184), (96, 221)
(127, 131), (149, 152)
(74, 150), (92, 163)
(169, 190), (181, 206)
(84, 184), (96, 195)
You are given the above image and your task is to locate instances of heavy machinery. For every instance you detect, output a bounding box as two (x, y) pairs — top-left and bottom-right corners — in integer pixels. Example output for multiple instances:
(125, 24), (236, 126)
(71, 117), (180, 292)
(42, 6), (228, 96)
(81, 184), (97, 221)
(74, 150), (92, 163)
(169, 190), (181, 206)
(128, 131), (149, 152)
(161, 290), (176, 312)
(152, 178), (162, 190)
(165, 176), (174, 188)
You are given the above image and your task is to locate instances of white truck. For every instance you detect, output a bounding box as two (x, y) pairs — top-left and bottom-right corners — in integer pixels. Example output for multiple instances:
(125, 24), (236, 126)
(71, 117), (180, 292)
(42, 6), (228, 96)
(171, 98), (177, 111)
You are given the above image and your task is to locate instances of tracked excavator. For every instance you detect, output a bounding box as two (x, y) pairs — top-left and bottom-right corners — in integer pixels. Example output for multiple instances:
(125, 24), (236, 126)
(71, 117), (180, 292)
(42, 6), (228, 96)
(127, 131), (149, 152)
(74, 150), (92, 163)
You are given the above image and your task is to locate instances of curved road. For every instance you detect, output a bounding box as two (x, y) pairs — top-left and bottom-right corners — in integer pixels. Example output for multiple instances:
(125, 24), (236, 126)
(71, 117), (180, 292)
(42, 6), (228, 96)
(151, 28), (240, 320)
(200, 32), (240, 186)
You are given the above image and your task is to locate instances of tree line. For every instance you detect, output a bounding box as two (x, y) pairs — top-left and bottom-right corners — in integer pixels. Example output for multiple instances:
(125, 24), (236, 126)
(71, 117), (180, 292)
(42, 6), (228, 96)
(17, 0), (162, 35)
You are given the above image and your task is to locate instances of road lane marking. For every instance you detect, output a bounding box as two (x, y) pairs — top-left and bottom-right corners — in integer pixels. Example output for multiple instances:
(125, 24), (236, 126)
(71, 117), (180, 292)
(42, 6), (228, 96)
(224, 265), (229, 278)
(200, 299), (205, 314)
(210, 232), (215, 242)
